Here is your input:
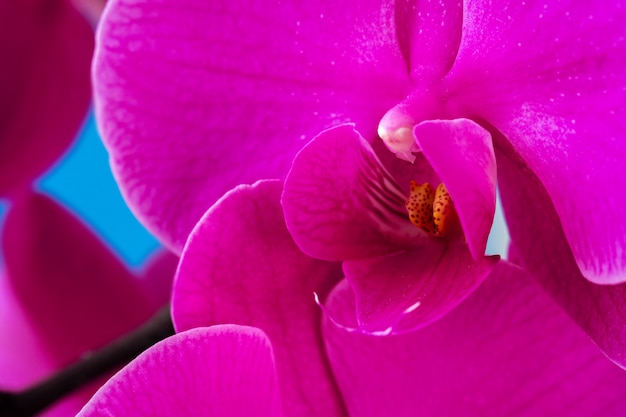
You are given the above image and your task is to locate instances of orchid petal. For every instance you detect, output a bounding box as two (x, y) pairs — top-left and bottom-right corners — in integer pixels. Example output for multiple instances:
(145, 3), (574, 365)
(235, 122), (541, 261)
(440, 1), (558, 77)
(172, 180), (346, 417)
(442, 1), (626, 283)
(498, 149), (626, 369)
(139, 249), (178, 310)
(324, 262), (626, 416)
(94, 0), (409, 251)
(0, 0), (92, 196)
(398, 0), (463, 83)
(71, 0), (106, 26)
(0, 273), (102, 417)
(0, 273), (52, 390)
(414, 119), (496, 259)
(344, 243), (497, 334)
(283, 124), (429, 261)
(2, 192), (154, 366)
(78, 326), (283, 417)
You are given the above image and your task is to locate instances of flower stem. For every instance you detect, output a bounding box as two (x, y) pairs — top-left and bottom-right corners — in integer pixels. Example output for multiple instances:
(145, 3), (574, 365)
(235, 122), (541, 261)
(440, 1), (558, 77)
(0, 305), (174, 417)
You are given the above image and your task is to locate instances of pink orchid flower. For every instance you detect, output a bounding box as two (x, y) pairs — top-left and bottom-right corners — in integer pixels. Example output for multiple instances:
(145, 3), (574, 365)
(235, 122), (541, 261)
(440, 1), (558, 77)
(0, 0), (93, 197)
(0, 192), (174, 416)
(94, 0), (626, 367)
(78, 182), (626, 416)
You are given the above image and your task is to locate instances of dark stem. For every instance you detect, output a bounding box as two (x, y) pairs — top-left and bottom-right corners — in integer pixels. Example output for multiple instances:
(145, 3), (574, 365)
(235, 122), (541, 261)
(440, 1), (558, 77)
(0, 305), (174, 417)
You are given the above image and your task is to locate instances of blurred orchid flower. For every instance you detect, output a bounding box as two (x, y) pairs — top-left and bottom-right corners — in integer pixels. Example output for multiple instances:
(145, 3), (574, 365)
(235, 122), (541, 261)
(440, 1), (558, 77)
(0, 192), (175, 416)
(0, 0), (92, 197)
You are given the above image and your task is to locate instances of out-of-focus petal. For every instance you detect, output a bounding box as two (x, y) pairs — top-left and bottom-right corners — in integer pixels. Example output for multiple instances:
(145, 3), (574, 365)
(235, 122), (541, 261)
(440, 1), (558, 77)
(498, 149), (626, 369)
(172, 180), (346, 417)
(0, 273), (52, 390)
(2, 192), (154, 366)
(0, 0), (92, 196)
(414, 119), (496, 260)
(71, 0), (106, 26)
(283, 124), (428, 261)
(138, 249), (178, 310)
(343, 243), (497, 334)
(324, 262), (626, 417)
(442, 1), (626, 283)
(0, 270), (117, 417)
(93, 0), (409, 252)
(78, 325), (283, 417)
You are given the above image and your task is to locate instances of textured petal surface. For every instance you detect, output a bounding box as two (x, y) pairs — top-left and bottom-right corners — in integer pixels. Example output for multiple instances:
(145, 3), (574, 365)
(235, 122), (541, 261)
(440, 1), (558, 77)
(398, 0), (463, 83)
(172, 181), (346, 417)
(78, 326), (283, 417)
(440, 1), (626, 283)
(344, 243), (497, 334)
(0, 0), (92, 196)
(283, 124), (428, 261)
(2, 192), (154, 365)
(324, 262), (626, 417)
(413, 118), (496, 259)
(498, 148), (626, 369)
(94, 0), (409, 251)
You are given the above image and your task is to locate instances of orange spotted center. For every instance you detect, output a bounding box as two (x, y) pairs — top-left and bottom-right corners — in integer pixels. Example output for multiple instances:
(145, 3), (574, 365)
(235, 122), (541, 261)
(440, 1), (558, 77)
(405, 181), (458, 236)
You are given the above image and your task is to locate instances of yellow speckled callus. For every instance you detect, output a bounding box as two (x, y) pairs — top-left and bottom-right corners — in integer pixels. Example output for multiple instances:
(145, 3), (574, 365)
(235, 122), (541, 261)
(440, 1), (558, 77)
(406, 180), (437, 235)
(433, 183), (455, 236)
(405, 181), (456, 237)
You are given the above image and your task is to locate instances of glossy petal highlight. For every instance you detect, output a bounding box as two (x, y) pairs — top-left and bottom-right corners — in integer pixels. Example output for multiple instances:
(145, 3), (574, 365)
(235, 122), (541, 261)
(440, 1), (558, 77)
(94, 0), (409, 251)
(324, 263), (626, 416)
(78, 326), (283, 417)
(172, 180), (346, 417)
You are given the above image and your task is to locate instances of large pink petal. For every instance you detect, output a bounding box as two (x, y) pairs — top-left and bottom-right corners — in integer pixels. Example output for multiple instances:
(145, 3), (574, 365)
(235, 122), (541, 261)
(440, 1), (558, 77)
(344, 243), (497, 334)
(2, 192), (154, 366)
(498, 148), (626, 369)
(0, 0), (92, 196)
(78, 326), (283, 417)
(283, 124), (430, 261)
(441, 2), (626, 283)
(172, 180), (346, 417)
(94, 0), (409, 252)
(414, 118), (496, 259)
(324, 262), (626, 416)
